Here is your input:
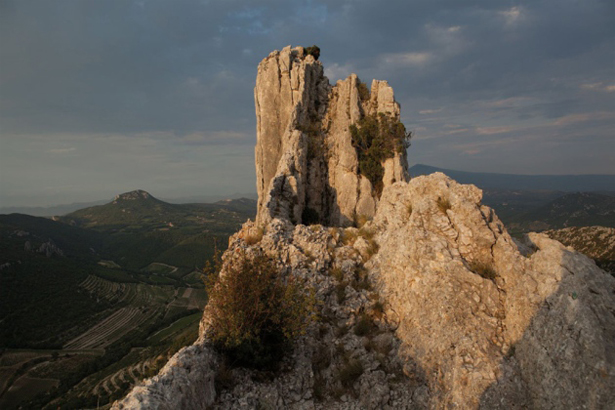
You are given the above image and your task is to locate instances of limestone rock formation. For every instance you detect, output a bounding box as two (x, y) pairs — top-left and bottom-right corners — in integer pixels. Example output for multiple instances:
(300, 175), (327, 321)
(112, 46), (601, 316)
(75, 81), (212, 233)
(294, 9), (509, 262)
(254, 46), (408, 227)
(114, 47), (615, 409)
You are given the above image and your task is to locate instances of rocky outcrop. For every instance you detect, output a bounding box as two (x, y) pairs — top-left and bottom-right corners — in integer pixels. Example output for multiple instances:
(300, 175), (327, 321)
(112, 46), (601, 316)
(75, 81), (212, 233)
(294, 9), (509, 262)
(255, 46), (408, 227)
(370, 173), (615, 409)
(114, 47), (615, 409)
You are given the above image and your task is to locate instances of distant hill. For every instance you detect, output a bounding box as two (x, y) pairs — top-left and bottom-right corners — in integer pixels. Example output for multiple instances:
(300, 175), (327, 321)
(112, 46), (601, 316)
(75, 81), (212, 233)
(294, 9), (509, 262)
(52, 190), (257, 275)
(409, 164), (615, 192)
(0, 192), (258, 217)
(59, 190), (255, 234)
(0, 199), (109, 217)
(505, 192), (615, 233)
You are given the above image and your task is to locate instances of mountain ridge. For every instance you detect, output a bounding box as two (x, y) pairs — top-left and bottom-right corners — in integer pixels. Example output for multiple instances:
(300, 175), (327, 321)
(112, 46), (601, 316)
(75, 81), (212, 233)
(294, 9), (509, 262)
(409, 164), (615, 192)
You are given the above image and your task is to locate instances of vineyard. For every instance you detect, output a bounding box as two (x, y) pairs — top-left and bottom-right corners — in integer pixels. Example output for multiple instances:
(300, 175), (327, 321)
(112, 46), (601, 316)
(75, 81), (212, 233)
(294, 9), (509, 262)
(0, 274), (206, 409)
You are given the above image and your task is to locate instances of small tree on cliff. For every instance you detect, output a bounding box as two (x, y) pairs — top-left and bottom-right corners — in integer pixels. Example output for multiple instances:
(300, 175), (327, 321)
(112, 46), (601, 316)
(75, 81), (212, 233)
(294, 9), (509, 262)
(204, 248), (316, 370)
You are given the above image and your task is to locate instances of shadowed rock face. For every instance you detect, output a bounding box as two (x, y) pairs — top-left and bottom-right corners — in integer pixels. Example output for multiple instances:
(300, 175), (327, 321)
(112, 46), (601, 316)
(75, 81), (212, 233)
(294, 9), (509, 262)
(254, 46), (408, 227)
(113, 48), (615, 410)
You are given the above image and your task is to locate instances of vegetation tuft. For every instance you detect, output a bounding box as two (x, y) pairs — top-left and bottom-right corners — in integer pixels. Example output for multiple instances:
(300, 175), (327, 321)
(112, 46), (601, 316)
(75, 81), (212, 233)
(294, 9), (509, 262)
(437, 197), (452, 214)
(338, 359), (364, 388)
(354, 314), (376, 337)
(245, 226), (264, 245)
(204, 249), (316, 370)
(350, 112), (411, 196)
(304, 45), (320, 60)
(469, 260), (497, 282)
(357, 80), (370, 102)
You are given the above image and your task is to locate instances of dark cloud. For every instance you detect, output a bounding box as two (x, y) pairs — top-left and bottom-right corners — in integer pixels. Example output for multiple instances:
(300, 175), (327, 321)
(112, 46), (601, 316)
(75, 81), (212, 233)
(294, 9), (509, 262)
(1, 0), (613, 206)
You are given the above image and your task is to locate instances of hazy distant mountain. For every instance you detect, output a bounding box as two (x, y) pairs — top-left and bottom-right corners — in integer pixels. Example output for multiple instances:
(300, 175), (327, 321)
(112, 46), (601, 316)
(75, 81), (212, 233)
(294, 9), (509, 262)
(0, 199), (109, 217)
(0, 192), (258, 217)
(409, 164), (615, 192)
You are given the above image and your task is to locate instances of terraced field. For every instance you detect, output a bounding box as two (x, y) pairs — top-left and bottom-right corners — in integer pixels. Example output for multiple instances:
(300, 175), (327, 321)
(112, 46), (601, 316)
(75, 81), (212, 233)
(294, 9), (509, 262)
(64, 307), (156, 350)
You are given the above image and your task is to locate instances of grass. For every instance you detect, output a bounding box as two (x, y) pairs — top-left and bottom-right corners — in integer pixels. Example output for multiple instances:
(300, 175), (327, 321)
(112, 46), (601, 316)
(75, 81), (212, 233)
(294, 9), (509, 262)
(469, 260), (497, 282)
(147, 312), (202, 344)
(355, 214), (370, 228)
(351, 267), (371, 291)
(372, 299), (385, 320)
(353, 314), (376, 337)
(341, 229), (358, 246)
(245, 226), (264, 245)
(338, 359), (364, 388)
(437, 197), (452, 214)
(330, 266), (345, 282)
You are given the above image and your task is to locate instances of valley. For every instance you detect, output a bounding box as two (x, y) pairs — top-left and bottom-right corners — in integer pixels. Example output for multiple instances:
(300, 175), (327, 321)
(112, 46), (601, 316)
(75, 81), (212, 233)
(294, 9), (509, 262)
(0, 192), (255, 409)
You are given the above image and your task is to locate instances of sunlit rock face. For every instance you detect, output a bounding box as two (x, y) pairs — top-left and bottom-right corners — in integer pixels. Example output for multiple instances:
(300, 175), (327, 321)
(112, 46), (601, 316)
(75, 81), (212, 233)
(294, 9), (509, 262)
(113, 47), (615, 410)
(254, 46), (408, 227)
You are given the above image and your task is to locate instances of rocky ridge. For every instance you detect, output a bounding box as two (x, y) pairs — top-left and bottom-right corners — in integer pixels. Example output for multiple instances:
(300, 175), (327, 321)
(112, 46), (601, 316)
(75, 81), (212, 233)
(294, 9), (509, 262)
(113, 47), (615, 409)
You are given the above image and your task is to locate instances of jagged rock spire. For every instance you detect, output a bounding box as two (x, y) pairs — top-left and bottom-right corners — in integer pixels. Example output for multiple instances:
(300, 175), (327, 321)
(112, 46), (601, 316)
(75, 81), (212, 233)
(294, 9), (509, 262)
(254, 46), (409, 227)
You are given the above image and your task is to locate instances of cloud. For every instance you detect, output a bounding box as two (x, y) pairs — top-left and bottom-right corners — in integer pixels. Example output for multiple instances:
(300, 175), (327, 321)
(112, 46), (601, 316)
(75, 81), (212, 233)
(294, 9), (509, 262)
(48, 147), (77, 154)
(476, 126), (514, 135)
(380, 52), (433, 68)
(499, 6), (523, 25)
(419, 108), (443, 115)
(552, 111), (613, 126)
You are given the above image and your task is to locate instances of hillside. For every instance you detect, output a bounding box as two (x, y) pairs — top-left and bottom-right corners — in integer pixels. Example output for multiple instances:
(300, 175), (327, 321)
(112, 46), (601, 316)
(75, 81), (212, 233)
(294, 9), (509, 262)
(55, 191), (256, 279)
(505, 192), (615, 234)
(544, 226), (615, 274)
(0, 193), (255, 409)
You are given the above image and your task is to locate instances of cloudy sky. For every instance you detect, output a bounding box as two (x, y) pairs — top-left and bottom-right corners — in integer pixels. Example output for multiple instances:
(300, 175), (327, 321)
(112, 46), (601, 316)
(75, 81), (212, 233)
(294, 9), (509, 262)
(1, 0), (613, 207)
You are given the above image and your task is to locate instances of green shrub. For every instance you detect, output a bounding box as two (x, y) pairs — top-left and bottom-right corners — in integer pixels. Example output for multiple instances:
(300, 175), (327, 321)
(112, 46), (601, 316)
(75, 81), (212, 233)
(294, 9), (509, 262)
(357, 80), (370, 102)
(305, 45), (320, 60)
(205, 249), (316, 369)
(349, 113), (412, 196)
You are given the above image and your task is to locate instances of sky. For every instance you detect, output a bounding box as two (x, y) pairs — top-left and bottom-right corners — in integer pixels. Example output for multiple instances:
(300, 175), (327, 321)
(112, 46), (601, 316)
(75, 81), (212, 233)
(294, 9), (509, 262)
(1, 0), (614, 207)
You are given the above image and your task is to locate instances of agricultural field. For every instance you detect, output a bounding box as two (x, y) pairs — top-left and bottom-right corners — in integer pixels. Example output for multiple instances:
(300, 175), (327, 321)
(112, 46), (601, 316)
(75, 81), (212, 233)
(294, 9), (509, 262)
(0, 194), (255, 408)
(0, 274), (207, 409)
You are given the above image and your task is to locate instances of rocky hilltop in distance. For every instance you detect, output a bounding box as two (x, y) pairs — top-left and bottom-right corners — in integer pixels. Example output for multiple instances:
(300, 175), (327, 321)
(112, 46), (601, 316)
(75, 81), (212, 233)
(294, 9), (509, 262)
(114, 46), (615, 409)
